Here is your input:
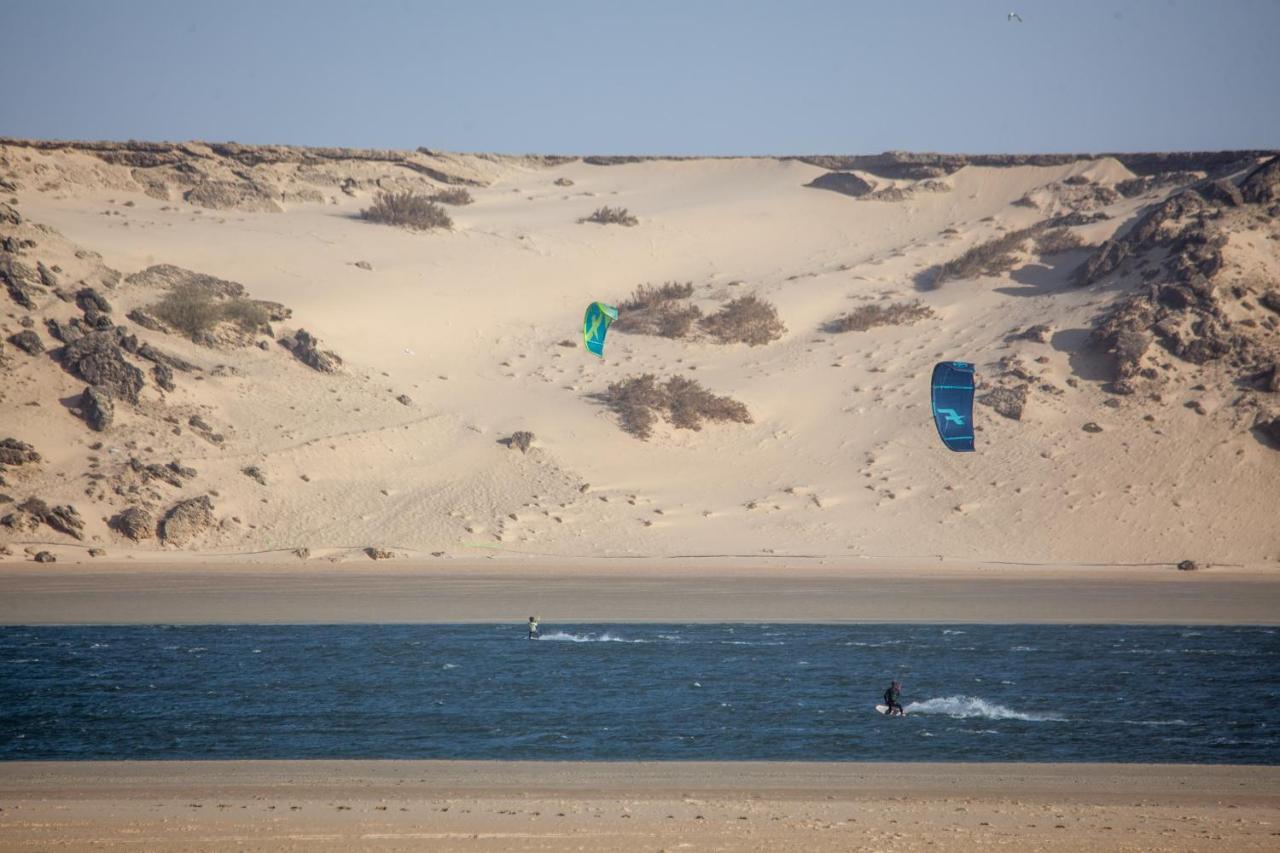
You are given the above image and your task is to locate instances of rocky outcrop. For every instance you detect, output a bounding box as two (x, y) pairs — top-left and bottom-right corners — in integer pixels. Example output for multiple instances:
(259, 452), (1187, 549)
(8, 329), (43, 355)
(503, 431), (535, 453)
(59, 330), (144, 403)
(184, 180), (283, 213)
(111, 506), (154, 541)
(978, 385), (1029, 420)
(365, 547), (394, 560)
(124, 264), (248, 299)
(278, 329), (342, 373)
(33, 551), (55, 563)
(1240, 155), (1280, 204)
(805, 172), (875, 198)
(129, 458), (196, 488)
(0, 439), (40, 466)
(77, 386), (114, 431)
(0, 498), (83, 540)
(126, 307), (165, 331)
(75, 287), (112, 314)
(158, 495), (215, 546)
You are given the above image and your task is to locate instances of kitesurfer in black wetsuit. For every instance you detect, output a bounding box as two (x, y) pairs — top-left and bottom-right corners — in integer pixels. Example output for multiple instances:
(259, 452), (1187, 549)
(884, 681), (905, 716)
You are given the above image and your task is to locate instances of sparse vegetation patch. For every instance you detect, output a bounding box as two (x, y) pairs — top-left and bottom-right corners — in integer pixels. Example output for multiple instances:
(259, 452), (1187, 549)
(149, 285), (271, 339)
(362, 190), (452, 230)
(580, 206), (638, 226)
(919, 226), (1041, 289)
(700, 295), (786, 345)
(826, 300), (935, 333)
(600, 374), (751, 440)
(430, 188), (473, 206)
(1034, 228), (1086, 256)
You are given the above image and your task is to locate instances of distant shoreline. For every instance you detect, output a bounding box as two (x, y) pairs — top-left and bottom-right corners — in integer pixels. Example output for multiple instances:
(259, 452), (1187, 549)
(3, 562), (1278, 625)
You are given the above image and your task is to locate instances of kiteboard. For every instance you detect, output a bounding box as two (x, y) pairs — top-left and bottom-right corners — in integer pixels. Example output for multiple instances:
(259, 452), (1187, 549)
(875, 704), (906, 716)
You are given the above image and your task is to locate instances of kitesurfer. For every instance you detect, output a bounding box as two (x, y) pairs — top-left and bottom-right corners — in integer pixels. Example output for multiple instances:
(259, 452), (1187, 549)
(528, 616), (540, 639)
(884, 680), (905, 716)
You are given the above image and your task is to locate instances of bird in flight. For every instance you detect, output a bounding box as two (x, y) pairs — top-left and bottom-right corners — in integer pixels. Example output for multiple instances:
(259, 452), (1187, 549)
(1008, 11), (1023, 23)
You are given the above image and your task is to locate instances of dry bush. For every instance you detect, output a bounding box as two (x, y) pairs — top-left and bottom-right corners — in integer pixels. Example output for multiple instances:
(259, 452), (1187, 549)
(150, 284), (222, 337)
(919, 227), (1039, 289)
(827, 300), (935, 333)
(150, 285), (272, 339)
(580, 206), (638, 226)
(502, 431), (534, 453)
(219, 299), (271, 333)
(600, 374), (751, 439)
(700, 294), (786, 345)
(430, 187), (473, 206)
(619, 281), (695, 310)
(362, 190), (452, 230)
(1033, 228), (1086, 255)
(614, 282), (702, 339)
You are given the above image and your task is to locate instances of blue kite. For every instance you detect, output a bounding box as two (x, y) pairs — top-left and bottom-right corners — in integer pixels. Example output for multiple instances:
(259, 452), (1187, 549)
(583, 302), (619, 358)
(931, 361), (975, 452)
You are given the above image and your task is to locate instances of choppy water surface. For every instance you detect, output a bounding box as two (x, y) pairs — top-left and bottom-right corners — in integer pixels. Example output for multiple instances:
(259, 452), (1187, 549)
(2, 624), (1276, 762)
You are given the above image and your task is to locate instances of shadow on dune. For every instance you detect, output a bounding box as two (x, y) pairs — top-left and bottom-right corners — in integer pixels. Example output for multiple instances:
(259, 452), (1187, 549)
(1053, 328), (1113, 383)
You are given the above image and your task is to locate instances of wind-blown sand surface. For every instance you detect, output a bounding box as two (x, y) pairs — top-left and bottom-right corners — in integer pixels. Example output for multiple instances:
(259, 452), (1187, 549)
(3, 561), (1279, 625)
(2, 142), (1278, 568)
(2, 761), (1278, 852)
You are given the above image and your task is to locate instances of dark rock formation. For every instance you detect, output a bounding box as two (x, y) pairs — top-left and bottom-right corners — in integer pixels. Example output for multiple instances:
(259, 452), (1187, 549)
(1177, 559), (1199, 571)
(124, 264), (248, 298)
(159, 495), (215, 546)
(1240, 155), (1280, 204)
(60, 331), (144, 403)
(805, 172), (875, 198)
(130, 458), (196, 488)
(1082, 422), (1104, 433)
(152, 362), (175, 391)
(126, 307), (166, 331)
(111, 506), (154, 541)
(978, 385), (1028, 420)
(278, 329), (342, 373)
(365, 547), (394, 560)
(396, 394), (413, 406)
(78, 386), (114, 432)
(0, 439), (40, 466)
(242, 465), (267, 485)
(75, 287), (112, 314)
(7, 329), (43, 355)
(43, 504), (84, 540)
(1020, 324), (1053, 343)
(33, 551), (55, 563)
(502, 431), (535, 453)
(1201, 178), (1243, 208)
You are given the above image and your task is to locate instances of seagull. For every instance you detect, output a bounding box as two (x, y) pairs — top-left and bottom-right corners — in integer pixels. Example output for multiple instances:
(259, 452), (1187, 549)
(1008, 11), (1023, 22)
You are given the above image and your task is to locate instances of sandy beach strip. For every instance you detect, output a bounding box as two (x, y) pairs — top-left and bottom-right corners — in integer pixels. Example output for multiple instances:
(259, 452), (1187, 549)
(1, 760), (1277, 852)
(2, 561), (1278, 625)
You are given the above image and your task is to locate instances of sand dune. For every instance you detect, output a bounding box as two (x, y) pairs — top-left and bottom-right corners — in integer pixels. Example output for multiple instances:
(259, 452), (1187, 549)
(1, 142), (1277, 568)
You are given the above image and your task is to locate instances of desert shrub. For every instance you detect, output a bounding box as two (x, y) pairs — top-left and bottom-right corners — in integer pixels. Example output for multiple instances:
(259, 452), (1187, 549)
(1033, 228), (1086, 255)
(619, 281), (695, 311)
(150, 284), (222, 337)
(827, 300), (934, 333)
(580, 206), (638, 226)
(601, 374), (667, 439)
(219, 298), (271, 333)
(700, 295), (785, 345)
(362, 190), (452, 230)
(554, 177), (575, 187)
(430, 187), (473, 206)
(150, 285), (274, 339)
(614, 282), (702, 339)
(920, 226), (1040, 289)
(600, 374), (751, 440)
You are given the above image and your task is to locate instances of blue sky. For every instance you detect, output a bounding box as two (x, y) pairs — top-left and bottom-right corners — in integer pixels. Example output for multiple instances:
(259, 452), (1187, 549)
(1, 0), (1276, 154)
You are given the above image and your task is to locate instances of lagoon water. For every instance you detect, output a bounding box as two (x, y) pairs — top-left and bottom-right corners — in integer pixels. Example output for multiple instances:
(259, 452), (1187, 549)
(2, 624), (1276, 763)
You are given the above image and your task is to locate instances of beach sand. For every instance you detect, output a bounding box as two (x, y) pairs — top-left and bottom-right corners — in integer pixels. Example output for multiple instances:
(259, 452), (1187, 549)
(2, 761), (1278, 852)
(3, 561), (1279, 625)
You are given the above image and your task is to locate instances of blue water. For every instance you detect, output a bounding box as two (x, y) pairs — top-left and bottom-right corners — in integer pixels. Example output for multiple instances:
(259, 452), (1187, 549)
(2, 624), (1277, 763)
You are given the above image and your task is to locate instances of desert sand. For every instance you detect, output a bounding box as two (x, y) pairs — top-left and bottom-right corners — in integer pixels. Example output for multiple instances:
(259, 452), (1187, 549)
(2, 760), (1278, 852)
(2, 141), (1278, 569)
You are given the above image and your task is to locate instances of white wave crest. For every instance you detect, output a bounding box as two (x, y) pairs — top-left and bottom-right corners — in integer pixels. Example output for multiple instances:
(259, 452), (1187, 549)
(904, 695), (1066, 722)
(536, 631), (643, 643)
